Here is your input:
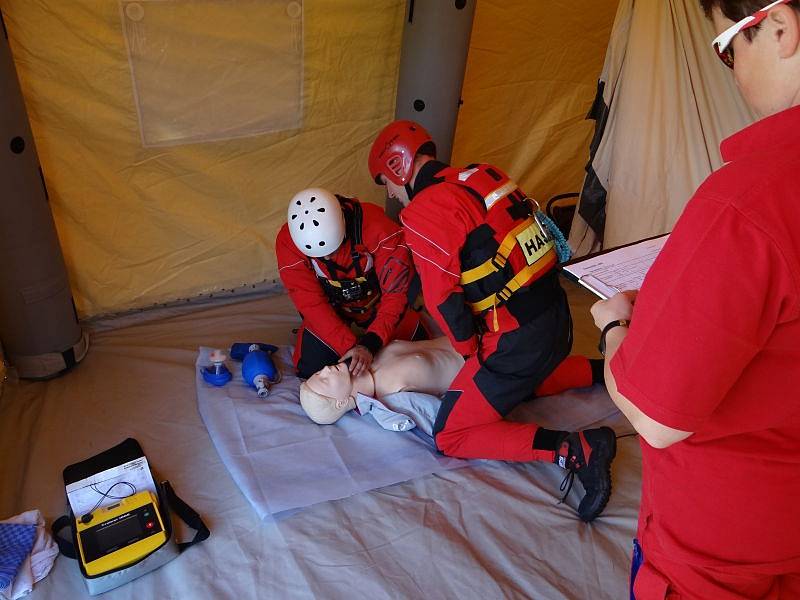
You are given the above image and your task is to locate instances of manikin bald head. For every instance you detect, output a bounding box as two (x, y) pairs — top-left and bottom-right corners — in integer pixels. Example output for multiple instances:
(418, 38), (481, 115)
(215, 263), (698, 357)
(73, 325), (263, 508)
(299, 363), (357, 424)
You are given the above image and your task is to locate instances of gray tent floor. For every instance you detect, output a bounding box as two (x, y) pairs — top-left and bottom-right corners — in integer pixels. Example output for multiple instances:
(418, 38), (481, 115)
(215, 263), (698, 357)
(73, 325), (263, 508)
(0, 279), (641, 599)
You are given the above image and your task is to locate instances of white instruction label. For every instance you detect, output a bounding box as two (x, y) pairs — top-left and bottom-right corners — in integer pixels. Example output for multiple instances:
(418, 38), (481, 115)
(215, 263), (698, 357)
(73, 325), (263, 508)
(65, 457), (157, 516)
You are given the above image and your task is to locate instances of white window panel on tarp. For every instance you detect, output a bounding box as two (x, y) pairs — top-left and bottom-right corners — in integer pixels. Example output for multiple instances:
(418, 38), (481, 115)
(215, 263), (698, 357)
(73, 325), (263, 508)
(120, 0), (303, 147)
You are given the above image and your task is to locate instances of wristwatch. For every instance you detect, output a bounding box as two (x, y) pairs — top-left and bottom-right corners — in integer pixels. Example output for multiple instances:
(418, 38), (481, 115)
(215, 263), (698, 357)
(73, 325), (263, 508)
(598, 319), (630, 357)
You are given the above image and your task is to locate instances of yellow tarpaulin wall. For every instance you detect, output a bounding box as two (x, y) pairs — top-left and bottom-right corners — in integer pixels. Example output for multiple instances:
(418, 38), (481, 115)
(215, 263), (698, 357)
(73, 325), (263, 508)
(3, 0), (617, 317)
(3, 0), (405, 316)
(454, 0), (619, 208)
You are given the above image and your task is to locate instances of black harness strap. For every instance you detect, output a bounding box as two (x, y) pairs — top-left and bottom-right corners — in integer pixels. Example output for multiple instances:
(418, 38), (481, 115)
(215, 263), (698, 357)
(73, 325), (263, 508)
(317, 198), (381, 308)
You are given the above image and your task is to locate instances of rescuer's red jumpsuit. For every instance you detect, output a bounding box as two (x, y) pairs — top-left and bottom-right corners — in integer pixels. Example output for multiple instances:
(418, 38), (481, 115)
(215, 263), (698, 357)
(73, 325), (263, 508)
(401, 162), (594, 461)
(277, 196), (424, 378)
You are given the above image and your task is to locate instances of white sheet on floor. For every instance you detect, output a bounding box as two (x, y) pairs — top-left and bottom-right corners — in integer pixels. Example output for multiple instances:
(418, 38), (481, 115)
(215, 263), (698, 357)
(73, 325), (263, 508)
(195, 345), (627, 520)
(195, 346), (465, 518)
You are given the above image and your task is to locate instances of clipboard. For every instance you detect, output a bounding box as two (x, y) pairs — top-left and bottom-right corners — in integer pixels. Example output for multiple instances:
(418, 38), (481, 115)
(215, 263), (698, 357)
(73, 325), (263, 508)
(560, 233), (669, 299)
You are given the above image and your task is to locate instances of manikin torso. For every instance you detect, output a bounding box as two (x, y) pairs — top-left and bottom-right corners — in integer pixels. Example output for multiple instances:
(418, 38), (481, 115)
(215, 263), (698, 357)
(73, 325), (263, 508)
(371, 336), (464, 397)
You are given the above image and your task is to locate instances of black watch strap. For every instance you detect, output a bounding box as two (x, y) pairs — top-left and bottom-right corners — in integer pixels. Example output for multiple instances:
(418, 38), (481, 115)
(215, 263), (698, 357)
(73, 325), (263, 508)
(598, 319), (630, 357)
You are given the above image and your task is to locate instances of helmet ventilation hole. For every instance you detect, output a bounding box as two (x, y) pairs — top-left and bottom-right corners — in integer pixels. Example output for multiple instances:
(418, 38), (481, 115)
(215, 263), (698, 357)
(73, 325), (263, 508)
(313, 220), (319, 226)
(318, 207), (325, 212)
(299, 223), (304, 230)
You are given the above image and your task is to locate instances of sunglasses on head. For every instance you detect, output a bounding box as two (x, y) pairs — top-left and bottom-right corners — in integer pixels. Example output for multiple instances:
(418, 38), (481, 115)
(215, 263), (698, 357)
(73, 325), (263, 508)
(711, 0), (794, 68)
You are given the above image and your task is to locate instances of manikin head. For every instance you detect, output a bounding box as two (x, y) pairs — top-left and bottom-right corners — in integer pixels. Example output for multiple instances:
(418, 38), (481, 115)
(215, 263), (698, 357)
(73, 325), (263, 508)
(701, 0), (800, 117)
(368, 120), (437, 207)
(299, 363), (357, 424)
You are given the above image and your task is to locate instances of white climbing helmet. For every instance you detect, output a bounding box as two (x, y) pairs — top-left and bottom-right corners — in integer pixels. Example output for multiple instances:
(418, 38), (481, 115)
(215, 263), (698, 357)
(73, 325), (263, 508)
(287, 188), (345, 258)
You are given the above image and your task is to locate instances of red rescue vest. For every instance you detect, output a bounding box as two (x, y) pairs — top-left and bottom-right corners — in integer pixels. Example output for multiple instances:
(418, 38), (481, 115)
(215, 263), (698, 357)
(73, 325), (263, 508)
(438, 164), (557, 321)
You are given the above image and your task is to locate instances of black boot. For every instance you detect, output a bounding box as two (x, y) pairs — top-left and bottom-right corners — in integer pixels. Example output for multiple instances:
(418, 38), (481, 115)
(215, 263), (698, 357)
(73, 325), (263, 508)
(555, 427), (617, 522)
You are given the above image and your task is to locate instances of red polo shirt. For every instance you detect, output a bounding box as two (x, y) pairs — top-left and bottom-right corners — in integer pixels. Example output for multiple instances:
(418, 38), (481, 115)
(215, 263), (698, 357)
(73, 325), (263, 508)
(612, 105), (800, 573)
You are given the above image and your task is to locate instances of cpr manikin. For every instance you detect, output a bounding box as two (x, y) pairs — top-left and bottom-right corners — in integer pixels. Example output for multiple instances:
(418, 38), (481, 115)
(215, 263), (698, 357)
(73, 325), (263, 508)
(300, 337), (596, 425)
(300, 337), (463, 425)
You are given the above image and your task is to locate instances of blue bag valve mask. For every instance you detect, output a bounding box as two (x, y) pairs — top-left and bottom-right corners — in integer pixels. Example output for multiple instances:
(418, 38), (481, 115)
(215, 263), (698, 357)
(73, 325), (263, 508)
(230, 343), (281, 398)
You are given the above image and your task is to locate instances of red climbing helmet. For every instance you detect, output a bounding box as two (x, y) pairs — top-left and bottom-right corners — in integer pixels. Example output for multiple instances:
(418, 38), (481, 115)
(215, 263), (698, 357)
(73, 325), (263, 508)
(368, 120), (434, 186)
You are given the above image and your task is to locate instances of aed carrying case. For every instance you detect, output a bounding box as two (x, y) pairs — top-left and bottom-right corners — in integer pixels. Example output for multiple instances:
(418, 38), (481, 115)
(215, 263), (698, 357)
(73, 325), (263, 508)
(52, 438), (210, 596)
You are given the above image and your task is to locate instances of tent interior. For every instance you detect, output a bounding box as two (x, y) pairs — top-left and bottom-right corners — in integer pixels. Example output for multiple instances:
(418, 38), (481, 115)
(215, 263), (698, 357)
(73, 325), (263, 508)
(0, 0), (752, 598)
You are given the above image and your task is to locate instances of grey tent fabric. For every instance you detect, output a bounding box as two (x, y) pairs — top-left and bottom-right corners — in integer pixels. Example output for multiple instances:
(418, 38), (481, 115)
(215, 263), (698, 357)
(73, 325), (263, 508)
(569, 0), (756, 255)
(0, 289), (640, 599)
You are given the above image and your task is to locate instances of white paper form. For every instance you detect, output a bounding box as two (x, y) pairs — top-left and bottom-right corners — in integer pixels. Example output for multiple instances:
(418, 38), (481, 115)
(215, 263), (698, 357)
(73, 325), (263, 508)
(65, 457), (157, 516)
(563, 235), (669, 299)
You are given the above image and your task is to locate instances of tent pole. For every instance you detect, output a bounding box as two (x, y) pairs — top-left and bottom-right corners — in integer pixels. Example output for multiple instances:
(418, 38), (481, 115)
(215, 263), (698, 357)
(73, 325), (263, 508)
(0, 10), (88, 380)
(387, 0), (476, 220)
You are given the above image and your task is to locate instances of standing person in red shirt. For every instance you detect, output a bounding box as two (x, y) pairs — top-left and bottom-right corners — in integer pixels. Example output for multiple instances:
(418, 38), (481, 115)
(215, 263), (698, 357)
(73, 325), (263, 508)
(276, 188), (425, 379)
(368, 121), (617, 522)
(590, 1), (800, 596)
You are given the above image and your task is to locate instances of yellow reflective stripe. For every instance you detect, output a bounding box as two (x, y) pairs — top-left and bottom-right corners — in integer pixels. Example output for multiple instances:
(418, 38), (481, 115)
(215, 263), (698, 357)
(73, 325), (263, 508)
(469, 294), (499, 314)
(459, 217), (536, 285)
(484, 181), (518, 210)
(460, 261), (496, 286)
(468, 248), (556, 314)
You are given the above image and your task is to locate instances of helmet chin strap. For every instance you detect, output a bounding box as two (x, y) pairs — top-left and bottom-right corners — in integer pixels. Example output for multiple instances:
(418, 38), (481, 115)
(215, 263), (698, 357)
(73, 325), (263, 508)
(404, 183), (414, 201)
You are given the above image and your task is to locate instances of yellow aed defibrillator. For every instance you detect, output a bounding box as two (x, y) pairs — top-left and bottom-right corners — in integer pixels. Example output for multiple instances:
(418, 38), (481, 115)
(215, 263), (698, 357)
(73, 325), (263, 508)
(75, 490), (168, 576)
(53, 439), (209, 596)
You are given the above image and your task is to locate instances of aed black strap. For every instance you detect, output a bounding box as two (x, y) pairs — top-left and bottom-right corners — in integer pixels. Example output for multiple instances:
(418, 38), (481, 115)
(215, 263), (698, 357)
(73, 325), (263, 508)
(52, 515), (77, 559)
(163, 481), (210, 551)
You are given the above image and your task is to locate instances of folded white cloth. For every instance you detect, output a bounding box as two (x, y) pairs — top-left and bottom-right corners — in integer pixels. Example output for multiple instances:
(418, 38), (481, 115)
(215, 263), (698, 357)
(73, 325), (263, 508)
(356, 391), (441, 436)
(0, 511), (59, 600)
